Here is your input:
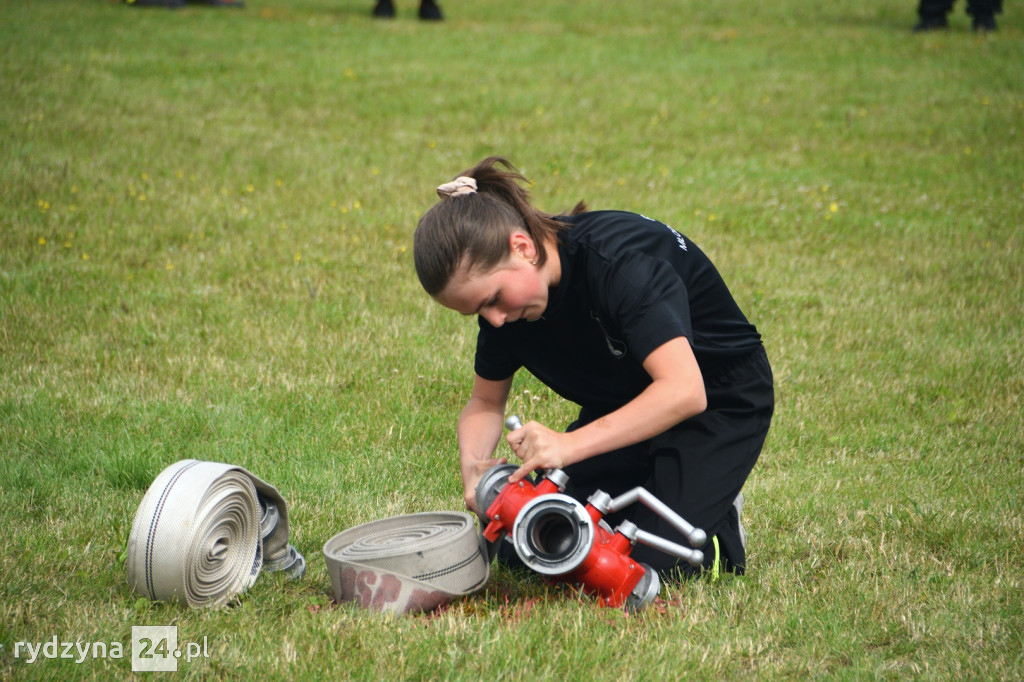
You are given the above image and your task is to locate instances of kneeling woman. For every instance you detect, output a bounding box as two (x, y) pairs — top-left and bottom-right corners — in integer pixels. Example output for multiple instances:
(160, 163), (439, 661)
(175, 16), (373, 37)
(413, 157), (773, 578)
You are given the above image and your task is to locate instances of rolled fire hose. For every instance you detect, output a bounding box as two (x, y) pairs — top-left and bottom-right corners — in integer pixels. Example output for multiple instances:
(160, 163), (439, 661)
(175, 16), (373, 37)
(126, 459), (306, 608)
(323, 512), (490, 615)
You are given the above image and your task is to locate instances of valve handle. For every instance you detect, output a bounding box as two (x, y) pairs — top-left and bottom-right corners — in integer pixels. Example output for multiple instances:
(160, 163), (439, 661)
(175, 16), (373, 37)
(616, 521), (705, 567)
(604, 486), (707, 549)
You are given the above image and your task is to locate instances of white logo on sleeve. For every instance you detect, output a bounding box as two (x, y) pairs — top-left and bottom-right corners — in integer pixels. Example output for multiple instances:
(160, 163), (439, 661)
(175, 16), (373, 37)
(640, 214), (688, 252)
(665, 224), (687, 251)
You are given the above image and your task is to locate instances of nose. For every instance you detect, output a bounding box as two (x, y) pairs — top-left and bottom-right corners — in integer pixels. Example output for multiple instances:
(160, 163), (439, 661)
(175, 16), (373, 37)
(482, 308), (506, 328)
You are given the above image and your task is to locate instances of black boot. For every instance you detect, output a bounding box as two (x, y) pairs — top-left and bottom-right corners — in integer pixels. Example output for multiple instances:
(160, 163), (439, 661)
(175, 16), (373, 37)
(912, 14), (949, 31)
(373, 0), (395, 18)
(972, 13), (997, 32)
(419, 0), (443, 20)
(126, 0), (187, 8)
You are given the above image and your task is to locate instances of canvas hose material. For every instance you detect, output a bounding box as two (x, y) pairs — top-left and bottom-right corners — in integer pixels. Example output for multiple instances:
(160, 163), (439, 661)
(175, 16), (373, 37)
(323, 512), (490, 614)
(126, 459), (306, 608)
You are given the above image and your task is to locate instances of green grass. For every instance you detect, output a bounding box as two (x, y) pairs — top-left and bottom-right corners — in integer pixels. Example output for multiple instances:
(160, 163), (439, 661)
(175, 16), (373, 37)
(2, 0), (1023, 678)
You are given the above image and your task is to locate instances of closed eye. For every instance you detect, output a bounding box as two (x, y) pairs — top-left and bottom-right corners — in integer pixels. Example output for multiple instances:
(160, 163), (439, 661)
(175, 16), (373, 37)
(476, 293), (500, 314)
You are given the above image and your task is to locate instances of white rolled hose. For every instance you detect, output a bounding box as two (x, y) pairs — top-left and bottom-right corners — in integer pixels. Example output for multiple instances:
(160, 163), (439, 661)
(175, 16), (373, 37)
(126, 459), (305, 608)
(323, 512), (489, 614)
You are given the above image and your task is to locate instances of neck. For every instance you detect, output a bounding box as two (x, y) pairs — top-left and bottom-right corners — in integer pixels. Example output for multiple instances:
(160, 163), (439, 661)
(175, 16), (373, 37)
(542, 235), (562, 288)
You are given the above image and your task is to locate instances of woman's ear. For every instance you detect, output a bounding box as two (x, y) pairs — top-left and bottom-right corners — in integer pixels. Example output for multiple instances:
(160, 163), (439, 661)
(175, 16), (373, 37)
(508, 231), (535, 262)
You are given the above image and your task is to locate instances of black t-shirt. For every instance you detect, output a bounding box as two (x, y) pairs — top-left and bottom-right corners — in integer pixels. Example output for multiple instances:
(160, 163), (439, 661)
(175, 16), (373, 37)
(474, 211), (762, 417)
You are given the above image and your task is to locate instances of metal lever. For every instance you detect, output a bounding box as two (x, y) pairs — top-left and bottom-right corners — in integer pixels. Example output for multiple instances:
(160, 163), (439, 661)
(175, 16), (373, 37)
(615, 521), (704, 567)
(588, 487), (707, 566)
(607, 487), (707, 548)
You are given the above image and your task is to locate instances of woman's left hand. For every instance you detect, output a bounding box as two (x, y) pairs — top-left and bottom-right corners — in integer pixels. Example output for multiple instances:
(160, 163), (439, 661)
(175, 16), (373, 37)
(506, 421), (575, 482)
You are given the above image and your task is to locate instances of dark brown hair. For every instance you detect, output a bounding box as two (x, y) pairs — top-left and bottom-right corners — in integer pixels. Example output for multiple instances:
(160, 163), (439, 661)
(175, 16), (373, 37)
(413, 156), (586, 296)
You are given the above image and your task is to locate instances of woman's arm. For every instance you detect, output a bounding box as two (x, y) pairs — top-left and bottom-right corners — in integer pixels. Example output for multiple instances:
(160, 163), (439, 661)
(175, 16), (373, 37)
(506, 336), (705, 482)
(458, 373), (515, 513)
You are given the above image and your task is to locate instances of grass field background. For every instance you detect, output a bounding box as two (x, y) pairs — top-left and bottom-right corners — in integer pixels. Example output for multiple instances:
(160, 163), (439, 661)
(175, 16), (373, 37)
(2, 0), (1022, 678)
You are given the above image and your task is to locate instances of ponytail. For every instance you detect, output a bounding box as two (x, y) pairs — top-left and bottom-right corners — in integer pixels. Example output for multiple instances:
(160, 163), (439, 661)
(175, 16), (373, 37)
(413, 156), (586, 296)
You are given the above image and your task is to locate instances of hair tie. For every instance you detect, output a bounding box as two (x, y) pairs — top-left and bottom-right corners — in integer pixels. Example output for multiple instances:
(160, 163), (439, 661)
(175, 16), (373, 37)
(436, 176), (478, 199)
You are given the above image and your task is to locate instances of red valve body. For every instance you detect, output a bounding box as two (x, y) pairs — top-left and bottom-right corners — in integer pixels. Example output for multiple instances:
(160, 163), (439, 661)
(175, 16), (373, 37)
(482, 477), (646, 608)
(561, 505), (646, 608)
(482, 476), (560, 542)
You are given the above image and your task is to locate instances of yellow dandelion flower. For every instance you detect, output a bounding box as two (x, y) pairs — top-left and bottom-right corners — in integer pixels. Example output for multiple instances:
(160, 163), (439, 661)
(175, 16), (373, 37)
(829, 202), (839, 213)
(353, 201), (361, 210)
(275, 179), (283, 187)
(38, 237), (46, 245)
(429, 140), (437, 149)
(245, 184), (255, 193)
(294, 253), (302, 262)
(82, 253), (89, 260)
(165, 262), (174, 271)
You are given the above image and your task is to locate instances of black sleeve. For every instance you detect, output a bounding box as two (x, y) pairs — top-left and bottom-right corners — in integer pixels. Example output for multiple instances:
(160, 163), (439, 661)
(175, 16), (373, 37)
(473, 319), (522, 381)
(594, 250), (693, 364)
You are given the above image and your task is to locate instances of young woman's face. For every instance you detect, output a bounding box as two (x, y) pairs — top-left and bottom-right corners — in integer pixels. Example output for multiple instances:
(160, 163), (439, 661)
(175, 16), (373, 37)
(435, 255), (550, 327)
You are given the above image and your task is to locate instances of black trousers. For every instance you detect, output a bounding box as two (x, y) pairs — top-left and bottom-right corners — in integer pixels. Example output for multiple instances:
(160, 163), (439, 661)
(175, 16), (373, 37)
(558, 346), (775, 578)
(918, 0), (1002, 18)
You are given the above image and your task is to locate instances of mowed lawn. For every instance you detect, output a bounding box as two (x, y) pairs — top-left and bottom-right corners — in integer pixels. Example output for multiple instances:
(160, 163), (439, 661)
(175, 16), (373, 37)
(1, 0), (1022, 679)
